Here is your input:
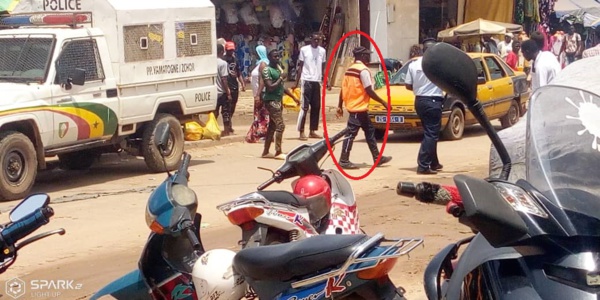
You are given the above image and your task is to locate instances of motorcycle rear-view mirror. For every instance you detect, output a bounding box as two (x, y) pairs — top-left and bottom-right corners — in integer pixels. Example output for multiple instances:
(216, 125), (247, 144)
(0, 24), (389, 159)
(453, 174), (528, 247)
(422, 43), (512, 180)
(155, 122), (171, 153)
(10, 194), (50, 222)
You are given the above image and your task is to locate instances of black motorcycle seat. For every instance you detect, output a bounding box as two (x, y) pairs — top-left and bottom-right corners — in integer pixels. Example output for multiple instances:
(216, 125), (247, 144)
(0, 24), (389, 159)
(257, 190), (306, 207)
(233, 234), (368, 281)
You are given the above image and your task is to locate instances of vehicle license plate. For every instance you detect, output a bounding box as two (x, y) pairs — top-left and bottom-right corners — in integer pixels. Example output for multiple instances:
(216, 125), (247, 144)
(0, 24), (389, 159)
(587, 273), (600, 286)
(375, 115), (404, 123)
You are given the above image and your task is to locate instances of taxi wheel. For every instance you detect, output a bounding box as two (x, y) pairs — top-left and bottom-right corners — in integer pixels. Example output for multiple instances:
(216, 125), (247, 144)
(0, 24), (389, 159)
(441, 107), (464, 140)
(500, 100), (520, 129)
(374, 129), (386, 140)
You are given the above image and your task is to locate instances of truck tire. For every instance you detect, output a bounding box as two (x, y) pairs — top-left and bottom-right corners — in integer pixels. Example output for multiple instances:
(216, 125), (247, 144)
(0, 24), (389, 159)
(58, 150), (98, 170)
(441, 106), (464, 140)
(500, 100), (520, 129)
(142, 113), (184, 173)
(0, 132), (37, 201)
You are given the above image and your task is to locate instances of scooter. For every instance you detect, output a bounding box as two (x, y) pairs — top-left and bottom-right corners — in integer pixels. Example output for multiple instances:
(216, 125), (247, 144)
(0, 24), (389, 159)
(91, 123), (424, 300)
(405, 42), (600, 300)
(0, 194), (65, 273)
(217, 128), (363, 248)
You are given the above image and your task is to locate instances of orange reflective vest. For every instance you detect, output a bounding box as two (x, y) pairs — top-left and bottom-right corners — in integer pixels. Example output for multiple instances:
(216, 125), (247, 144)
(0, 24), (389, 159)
(341, 61), (371, 112)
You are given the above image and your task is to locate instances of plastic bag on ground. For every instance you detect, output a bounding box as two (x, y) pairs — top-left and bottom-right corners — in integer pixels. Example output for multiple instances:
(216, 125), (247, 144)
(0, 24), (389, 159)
(201, 113), (222, 140)
(282, 88), (301, 112)
(184, 121), (203, 141)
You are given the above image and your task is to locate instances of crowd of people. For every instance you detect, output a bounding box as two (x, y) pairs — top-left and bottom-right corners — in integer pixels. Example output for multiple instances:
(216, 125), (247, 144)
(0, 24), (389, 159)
(214, 23), (600, 174)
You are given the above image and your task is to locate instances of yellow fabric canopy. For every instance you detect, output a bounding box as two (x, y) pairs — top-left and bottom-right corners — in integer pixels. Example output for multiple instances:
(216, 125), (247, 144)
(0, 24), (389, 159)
(464, 0), (515, 24)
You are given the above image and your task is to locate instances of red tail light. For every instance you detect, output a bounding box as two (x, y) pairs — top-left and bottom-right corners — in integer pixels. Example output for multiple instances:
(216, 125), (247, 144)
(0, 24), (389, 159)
(227, 207), (264, 225)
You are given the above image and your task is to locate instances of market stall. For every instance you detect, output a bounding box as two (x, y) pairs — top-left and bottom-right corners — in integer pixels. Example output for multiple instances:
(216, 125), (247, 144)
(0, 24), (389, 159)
(210, 0), (339, 81)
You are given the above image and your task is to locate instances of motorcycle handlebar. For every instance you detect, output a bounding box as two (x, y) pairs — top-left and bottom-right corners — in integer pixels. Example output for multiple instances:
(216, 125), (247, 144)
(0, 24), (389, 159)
(328, 128), (350, 144)
(178, 152), (192, 180)
(1, 207), (53, 246)
(257, 175), (279, 191)
(185, 225), (202, 251)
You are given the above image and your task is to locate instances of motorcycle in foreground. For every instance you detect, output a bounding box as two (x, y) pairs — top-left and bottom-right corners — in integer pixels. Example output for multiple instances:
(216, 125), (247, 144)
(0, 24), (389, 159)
(217, 128), (364, 248)
(91, 123), (424, 300)
(0, 194), (65, 273)
(402, 42), (600, 300)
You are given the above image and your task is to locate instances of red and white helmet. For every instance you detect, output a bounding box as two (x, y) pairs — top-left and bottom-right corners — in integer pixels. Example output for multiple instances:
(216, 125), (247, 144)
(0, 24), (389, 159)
(293, 175), (332, 222)
(192, 249), (246, 300)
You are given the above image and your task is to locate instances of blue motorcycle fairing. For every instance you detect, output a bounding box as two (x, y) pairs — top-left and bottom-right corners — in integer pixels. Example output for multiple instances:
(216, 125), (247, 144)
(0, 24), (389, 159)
(89, 269), (151, 300)
(147, 180), (176, 230)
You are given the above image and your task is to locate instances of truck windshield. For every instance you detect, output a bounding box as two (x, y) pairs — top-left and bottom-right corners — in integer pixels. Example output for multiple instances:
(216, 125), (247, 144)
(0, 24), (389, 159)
(0, 37), (53, 83)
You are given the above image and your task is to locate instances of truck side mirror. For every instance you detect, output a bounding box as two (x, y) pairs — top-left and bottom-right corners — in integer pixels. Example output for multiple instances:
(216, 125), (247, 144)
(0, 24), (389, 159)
(61, 68), (86, 90)
(70, 68), (86, 86)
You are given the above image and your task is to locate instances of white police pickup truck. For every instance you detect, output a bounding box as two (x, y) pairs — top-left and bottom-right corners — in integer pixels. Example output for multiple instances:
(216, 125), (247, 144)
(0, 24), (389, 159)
(0, 0), (219, 200)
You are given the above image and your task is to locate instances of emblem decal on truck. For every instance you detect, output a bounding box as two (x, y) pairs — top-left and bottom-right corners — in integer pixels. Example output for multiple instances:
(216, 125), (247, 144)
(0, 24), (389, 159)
(58, 122), (69, 138)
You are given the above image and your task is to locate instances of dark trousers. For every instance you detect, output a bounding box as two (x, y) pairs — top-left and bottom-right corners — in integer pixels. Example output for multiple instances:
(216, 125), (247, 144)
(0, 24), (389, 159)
(415, 96), (443, 170)
(230, 89), (239, 116)
(566, 53), (576, 64)
(340, 111), (380, 162)
(264, 101), (285, 154)
(296, 81), (321, 132)
(215, 93), (232, 131)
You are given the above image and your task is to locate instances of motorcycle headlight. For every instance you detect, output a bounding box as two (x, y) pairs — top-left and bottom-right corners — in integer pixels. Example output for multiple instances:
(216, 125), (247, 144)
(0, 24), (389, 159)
(493, 182), (548, 218)
(171, 184), (197, 207)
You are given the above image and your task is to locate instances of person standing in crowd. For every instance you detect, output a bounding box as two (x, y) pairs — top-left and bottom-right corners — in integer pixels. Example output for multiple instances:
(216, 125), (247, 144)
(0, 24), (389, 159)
(405, 38), (444, 175)
(295, 32), (326, 141)
(505, 40), (520, 71)
(497, 33), (514, 60)
(262, 49), (300, 160)
(582, 27), (600, 58)
(336, 46), (392, 170)
(224, 41), (246, 135)
(521, 39), (561, 91)
(565, 24), (582, 65)
(246, 45), (270, 143)
(481, 34), (499, 55)
(215, 44), (233, 136)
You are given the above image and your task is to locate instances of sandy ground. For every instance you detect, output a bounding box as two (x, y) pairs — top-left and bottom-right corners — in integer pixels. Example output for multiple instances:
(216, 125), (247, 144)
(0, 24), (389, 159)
(0, 90), (503, 300)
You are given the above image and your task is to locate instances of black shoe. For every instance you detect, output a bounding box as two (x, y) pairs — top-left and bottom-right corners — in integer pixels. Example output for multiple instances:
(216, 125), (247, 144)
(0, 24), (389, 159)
(432, 164), (444, 170)
(376, 156), (392, 167)
(417, 168), (438, 175)
(340, 161), (359, 170)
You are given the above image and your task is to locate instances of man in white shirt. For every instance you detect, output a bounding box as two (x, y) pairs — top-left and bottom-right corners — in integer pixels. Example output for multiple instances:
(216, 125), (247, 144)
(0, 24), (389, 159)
(405, 38), (444, 175)
(489, 39), (561, 182)
(521, 39), (561, 91)
(295, 32), (327, 140)
(497, 33), (514, 60)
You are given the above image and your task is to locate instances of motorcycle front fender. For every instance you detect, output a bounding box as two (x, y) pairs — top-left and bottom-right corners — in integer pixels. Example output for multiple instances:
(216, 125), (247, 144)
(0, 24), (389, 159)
(90, 269), (151, 300)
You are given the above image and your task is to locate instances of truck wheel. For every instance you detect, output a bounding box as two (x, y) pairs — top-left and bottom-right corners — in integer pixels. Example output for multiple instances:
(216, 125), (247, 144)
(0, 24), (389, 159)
(441, 107), (464, 140)
(58, 150), (98, 170)
(0, 132), (37, 201)
(374, 129), (386, 140)
(500, 100), (520, 129)
(142, 113), (184, 173)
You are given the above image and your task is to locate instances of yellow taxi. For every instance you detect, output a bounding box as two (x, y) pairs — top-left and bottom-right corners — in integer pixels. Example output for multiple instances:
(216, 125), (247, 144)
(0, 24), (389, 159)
(368, 52), (530, 140)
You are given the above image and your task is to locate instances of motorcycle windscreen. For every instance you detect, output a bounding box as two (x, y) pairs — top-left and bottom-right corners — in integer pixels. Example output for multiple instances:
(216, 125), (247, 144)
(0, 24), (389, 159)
(526, 85), (600, 231)
(89, 270), (151, 300)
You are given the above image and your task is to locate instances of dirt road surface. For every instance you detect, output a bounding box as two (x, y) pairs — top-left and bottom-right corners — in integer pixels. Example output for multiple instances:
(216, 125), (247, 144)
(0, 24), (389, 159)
(0, 92), (502, 300)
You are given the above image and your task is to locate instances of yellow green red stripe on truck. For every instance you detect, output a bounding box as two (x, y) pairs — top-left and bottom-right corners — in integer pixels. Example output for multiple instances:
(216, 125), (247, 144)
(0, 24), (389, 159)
(0, 103), (117, 140)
